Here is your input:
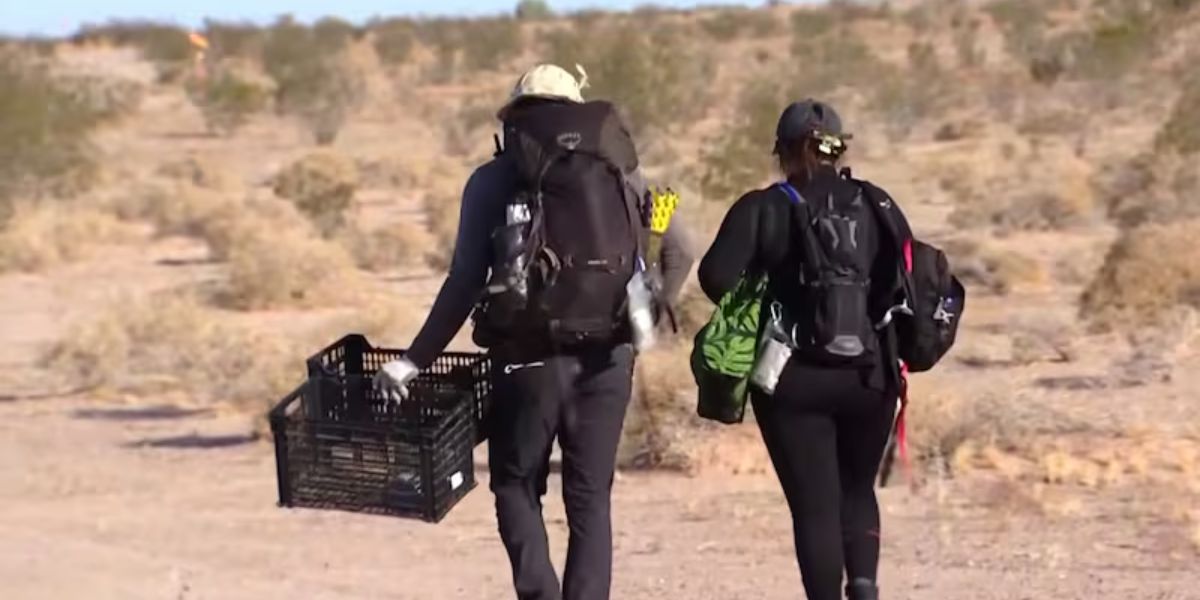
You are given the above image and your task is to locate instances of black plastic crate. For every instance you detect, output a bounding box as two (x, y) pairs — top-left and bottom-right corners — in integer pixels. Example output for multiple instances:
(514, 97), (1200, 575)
(269, 337), (491, 523)
(306, 334), (491, 444)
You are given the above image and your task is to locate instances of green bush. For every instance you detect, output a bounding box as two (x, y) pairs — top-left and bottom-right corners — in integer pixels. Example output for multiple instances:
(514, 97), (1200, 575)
(0, 51), (116, 215)
(186, 70), (269, 136)
(542, 24), (713, 134)
(263, 18), (366, 144)
(202, 21), (264, 61)
(313, 17), (358, 49)
(516, 0), (555, 20)
(371, 19), (416, 65)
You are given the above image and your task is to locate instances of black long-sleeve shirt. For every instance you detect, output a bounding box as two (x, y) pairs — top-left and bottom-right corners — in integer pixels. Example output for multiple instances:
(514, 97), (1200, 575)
(406, 155), (695, 368)
(698, 173), (902, 324)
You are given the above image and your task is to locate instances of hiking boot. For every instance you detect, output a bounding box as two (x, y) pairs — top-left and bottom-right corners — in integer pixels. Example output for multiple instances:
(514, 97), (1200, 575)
(846, 578), (879, 600)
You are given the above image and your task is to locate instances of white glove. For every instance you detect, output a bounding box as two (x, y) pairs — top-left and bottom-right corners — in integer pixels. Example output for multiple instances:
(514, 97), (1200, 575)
(373, 357), (419, 404)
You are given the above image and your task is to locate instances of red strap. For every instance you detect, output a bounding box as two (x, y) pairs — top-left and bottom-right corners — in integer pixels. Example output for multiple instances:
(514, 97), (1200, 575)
(903, 238), (914, 273)
(897, 362), (912, 477)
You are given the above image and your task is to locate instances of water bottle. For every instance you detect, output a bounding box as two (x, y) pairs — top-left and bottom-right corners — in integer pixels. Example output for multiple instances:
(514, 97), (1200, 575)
(626, 267), (657, 353)
(488, 201), (531, 297)
(750, 302), (793, 395)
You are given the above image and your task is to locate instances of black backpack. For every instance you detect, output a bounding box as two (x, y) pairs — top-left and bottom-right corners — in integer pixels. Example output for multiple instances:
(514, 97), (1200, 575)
(478, 101), (648, 348)
(856, 180), (965, 373)
(780, 169), (880, 366)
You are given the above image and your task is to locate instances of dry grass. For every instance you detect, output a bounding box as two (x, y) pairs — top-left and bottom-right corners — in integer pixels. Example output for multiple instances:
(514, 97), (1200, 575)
(1093, 152), (1200, 228)
(423, 192), (461, 271)
(185, 68), (270, 136)
(0, 202), (137, 273)
(0, 49), (127, 212)
(1157, 75), (1200, 155)
(222, 222), (362, 310)
(262, 19), (366, 144)
(1081, 219), (1200, 329)
(905, 378), (1006, 476)
(337, 220), (434, 272)
(540, 22), (713, 135)
(155, 155), (239, 191)
(43, 291), (297, 414)
(619, 343), (699, 470)
(273, 152), (359, 237)
(947, 238), (1047, 295)
(110, 183), (244, 253)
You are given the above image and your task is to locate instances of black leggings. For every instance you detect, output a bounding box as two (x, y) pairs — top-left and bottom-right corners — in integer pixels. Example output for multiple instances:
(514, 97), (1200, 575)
(751, 360), (897, 600)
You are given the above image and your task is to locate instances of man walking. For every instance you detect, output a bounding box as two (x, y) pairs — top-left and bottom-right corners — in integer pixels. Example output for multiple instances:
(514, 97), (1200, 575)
(374, 64), (693, 600)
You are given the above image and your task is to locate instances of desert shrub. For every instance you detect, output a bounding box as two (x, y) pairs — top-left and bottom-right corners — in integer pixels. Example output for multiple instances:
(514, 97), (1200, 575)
(699, 80), (786, 201)
(1081, 219), (1200, 328)
(869, 42), (950, 141)
(43, 292), (296, 413)
(904, 377), (1028, 477)
(371, 19), (416, 66)
(0, 203), (135, 273)
(423, 192), (461, 270)
(516, 0), (555, 20)
(791, 7), (838, 38)
(412, 18), (524, 80)
(75, 21), (192, 81)
(155, 155), (238, 191)
(273, 152), (359, 236)
(313, 17), (358, 49)
(443, 99), (499, 157)
(950, 191), (1094, 233)
(202, 21), (264, 61)
(542, 24), (713, 134)
(1069, 13), (1158, 80)
(1093, 153), (1200, 228)
(1156, 76), (1200, 155)
(223, 223), (361, 310)
(620, 344), (698, 470)
(791, 26), (887, 99)
(700, 8), (781, 41)
(947, 239), (1047, 295)
(338, 221), (434, 272)
(185, 69), (270, 136)
(263, 18), (366, 144)
(0, 51), (116, 212)
(354, 156), (418, 188)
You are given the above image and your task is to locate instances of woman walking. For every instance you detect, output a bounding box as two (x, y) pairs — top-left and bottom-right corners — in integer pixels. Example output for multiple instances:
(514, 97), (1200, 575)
(697, 100), (911, 600)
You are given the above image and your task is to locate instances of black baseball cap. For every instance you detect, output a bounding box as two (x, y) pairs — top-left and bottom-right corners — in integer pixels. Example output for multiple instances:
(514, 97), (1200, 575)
(773, 99), (850, 154)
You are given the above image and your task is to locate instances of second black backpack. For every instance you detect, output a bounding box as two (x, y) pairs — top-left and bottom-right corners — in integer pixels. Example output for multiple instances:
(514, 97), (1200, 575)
(486, 100), (648, 347)
(857, 180), (965, 373)
(780, 168), (880, 366)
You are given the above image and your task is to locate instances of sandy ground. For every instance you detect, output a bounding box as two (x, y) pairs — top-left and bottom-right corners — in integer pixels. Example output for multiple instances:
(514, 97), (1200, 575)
(3, 38), (1200, 600)
(1, 392), (1197, 600)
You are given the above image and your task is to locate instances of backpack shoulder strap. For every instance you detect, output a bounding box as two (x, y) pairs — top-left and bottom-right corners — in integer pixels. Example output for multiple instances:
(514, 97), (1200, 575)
(856, 178), (916, 315)
(777, 181), (826, 277)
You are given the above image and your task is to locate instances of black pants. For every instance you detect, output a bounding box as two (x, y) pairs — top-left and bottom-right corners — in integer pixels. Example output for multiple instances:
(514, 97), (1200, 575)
(751, 360), (897, 600)
(487, 344), (634, 600)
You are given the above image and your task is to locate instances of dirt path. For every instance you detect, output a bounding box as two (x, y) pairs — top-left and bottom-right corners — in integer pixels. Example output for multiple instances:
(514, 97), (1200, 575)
(1, 394), (1196, 600)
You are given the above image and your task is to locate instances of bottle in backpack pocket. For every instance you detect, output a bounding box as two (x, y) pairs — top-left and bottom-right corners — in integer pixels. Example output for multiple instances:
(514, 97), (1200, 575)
(626, 268), (657, 353)
(483, 200), (533, 326)
(750, 302), (793, 395)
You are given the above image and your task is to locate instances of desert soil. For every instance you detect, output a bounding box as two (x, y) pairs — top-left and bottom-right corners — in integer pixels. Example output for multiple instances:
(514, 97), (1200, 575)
(2, 43), (1199, 600)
